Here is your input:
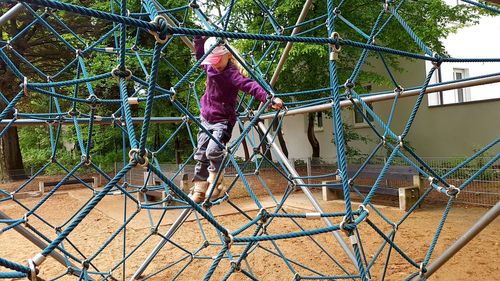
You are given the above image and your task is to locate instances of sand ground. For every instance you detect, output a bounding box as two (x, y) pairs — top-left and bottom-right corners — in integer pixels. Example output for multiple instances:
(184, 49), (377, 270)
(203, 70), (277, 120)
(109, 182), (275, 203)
(0, 188), (498, 280)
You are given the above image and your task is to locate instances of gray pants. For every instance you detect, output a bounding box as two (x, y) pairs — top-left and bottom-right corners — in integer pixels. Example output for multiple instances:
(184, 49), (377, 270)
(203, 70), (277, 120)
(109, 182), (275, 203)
(193, 118), (233, 182)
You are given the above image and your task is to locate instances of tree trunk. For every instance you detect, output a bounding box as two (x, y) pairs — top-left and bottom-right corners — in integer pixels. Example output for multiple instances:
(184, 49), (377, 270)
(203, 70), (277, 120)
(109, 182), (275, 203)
(307, 113), (320, 158)
(0, 59), (26, 181)
(0, 127), (26, 181)
(273, 119), (289, 158)
(256, 124), (273, 162)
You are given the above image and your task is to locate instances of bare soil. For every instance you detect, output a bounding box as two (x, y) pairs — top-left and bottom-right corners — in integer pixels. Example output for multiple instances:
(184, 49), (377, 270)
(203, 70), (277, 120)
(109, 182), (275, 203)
(1, 185), (498, 281)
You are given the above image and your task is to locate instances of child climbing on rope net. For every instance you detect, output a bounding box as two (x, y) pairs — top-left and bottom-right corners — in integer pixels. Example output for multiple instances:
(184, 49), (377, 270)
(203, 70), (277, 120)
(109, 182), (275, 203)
(189, 36), (284, 203)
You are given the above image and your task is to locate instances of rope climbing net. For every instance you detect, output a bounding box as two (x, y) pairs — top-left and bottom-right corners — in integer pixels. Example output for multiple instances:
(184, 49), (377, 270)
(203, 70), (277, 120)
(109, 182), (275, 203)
(0, 0), (499, 280)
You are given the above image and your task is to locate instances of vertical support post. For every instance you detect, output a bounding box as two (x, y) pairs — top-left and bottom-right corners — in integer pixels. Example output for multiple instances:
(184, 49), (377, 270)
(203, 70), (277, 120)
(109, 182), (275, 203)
(325, 0), (366, 278)
(322, 180), (342, 201)
(306, 157), (312, 185)
(398, 187), (420, 211)
(413, 174), (425, 195)
(257, 122), (357, 265)
(92, 176), (99, 189)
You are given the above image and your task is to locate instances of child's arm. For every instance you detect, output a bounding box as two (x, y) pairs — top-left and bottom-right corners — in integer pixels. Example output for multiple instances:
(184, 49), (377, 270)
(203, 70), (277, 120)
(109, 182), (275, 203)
(230, 70), (269, 103)
(231, 70), (283, 109)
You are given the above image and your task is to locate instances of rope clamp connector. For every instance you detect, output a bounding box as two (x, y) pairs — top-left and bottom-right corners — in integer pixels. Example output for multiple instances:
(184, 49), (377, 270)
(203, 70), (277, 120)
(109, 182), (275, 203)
(428, 176), (436, 185)
(82, 259), (90, 270)
(86, 94), (100, 107)
(81, 154), (92, 166)
(394, 85), (404, 96)
(128, 148), (149, 167)
(149, 16), (171, 44)
(23, 213), (29, 226)
(384, 0), (391, 12)
(23, 77), (28, 95)
(392, 222), (399, 231)
(329, 32), (341, 61)
(224, 233), (234, 249)
(305, 212), (322, 220)
(111, 66), (132, 80)
(258, 208), (269, 224)
(189, 0), (200, 9)
(28, 258), (38, 281)
(359, 204), (370, 218)
(279, 25), (285, 35)
(344, 79), (355, 89)
(32, 253), (46, 266)
(339, 215), (350, 234)
(349, 234), (358, 245)
(170, 87), (177, 103)
(446, 185), (460, 197)
(398, 135), (403, 148)
(419, 263), (427, 276)
(230, 260), (241, 272)
(128, 97), (139, 105)
(333, 7), (341, 15)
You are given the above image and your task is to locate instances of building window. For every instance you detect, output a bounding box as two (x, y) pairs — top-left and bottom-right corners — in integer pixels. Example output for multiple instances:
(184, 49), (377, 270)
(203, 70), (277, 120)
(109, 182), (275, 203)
(428, 68), (473, 106)
(354, 103), (374, 125)
(314, 112), (324, 131)
(453, 68), (471, 103)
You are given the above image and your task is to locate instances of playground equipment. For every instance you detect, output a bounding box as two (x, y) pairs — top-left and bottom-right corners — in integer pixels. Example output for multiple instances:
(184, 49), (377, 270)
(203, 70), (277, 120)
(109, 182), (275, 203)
(0, 0), (499, 280)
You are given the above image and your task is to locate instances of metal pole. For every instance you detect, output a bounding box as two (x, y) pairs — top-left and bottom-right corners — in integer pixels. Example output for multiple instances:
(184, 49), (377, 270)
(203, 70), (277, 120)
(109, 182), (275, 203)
(269, 0), (313, 87)
(0, 3), (24, 26)
(0, 116), (187, 126)
(5, 73), (499, 127)
(130, 208), (193, 280)
(0, 210), (75, 269)
(257, 121), (357, 265)
(260, 72), (500, 120)
(411, 202), (500, 281)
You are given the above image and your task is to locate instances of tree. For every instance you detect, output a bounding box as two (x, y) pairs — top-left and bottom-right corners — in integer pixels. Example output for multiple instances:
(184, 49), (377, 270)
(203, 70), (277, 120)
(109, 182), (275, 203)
(1, 1), (198, 178)
(224, 0), (483, 159)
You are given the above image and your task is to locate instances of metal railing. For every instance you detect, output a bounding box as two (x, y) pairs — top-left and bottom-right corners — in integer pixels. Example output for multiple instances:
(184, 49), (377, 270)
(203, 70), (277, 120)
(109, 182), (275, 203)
(2, 156), (497, 207)
(289, 156), (499, 207)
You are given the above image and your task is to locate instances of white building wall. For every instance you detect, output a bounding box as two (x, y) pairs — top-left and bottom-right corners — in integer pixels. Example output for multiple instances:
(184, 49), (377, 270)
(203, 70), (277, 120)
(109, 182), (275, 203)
(427, 7), (500, 105)
(232, 4), (499, 162)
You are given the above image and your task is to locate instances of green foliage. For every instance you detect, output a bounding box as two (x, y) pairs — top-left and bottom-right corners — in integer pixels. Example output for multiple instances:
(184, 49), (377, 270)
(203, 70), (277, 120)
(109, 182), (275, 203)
(342, 123), (371, 159)
(10, 0), (489, 170)
(225, 0), (484, 158)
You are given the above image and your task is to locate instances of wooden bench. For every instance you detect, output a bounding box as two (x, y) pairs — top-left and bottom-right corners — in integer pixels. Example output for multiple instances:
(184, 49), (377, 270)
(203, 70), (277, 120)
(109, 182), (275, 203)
(322, 165), (422, 211)
(139, 173), (189, 206)
(38, 177), (98, 194)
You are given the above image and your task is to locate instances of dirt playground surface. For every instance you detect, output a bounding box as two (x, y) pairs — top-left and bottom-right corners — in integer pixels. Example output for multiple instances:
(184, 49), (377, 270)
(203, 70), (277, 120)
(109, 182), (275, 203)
(0, 188), (498, 281)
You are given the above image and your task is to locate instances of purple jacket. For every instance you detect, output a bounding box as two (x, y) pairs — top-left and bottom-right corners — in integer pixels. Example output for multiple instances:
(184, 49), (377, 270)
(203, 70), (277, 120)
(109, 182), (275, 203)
(194, 37), (269, 126)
